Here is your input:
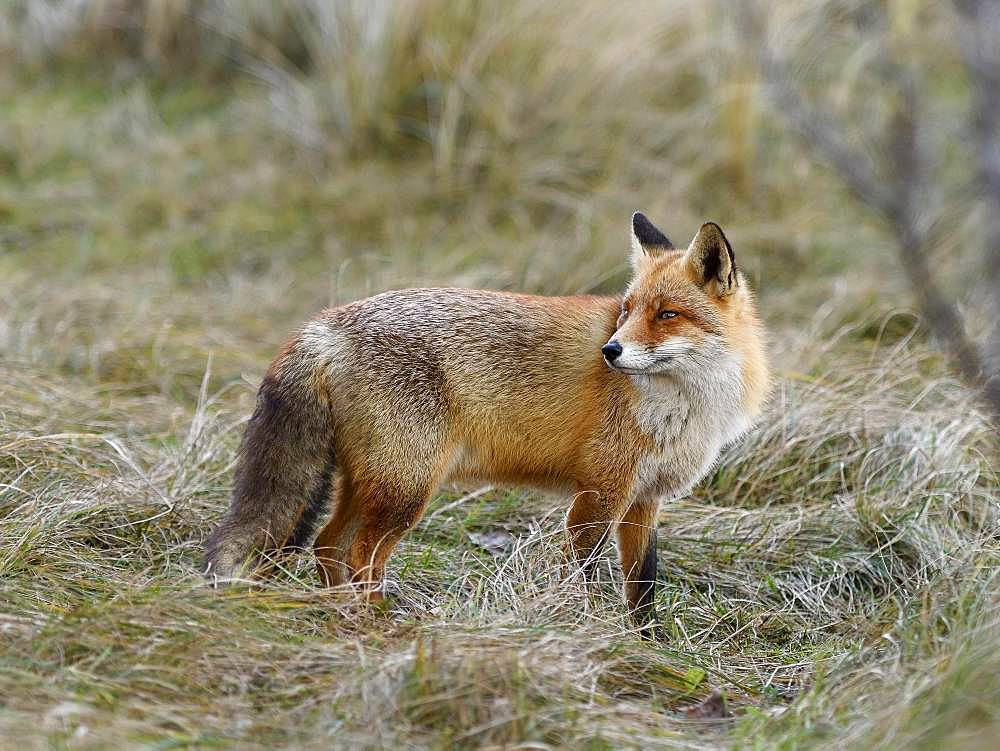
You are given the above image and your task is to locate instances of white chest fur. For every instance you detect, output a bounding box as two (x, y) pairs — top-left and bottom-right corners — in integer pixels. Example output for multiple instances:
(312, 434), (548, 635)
(629, 355), (751, 501)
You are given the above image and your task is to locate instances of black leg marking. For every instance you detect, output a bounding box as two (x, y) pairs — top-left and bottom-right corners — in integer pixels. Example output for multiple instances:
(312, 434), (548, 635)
(634, 535), (658, 638)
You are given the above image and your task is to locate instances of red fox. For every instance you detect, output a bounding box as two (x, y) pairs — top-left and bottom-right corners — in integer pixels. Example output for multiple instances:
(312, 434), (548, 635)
(205, 213), (770, 627)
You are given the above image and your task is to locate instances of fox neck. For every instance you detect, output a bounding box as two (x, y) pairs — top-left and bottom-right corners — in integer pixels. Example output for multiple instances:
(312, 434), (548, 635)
(628, 352), (751, 500)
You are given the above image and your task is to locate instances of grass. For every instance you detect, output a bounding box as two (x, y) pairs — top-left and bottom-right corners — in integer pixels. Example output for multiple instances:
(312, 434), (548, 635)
(1, 1), (998, 749)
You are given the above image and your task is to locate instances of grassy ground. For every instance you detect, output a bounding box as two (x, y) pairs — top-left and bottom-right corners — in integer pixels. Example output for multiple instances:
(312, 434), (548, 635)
(1, 2), (998, 749)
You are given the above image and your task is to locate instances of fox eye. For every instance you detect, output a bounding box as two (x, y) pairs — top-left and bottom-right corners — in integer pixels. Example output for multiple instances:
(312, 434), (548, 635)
(658, 310), (679, 320)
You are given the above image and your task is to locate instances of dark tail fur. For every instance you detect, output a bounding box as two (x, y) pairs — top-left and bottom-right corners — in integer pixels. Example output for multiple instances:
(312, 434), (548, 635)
(204, 354), (336, 579)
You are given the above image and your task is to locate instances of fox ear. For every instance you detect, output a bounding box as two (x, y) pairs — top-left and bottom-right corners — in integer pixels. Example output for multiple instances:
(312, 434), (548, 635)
(685, 222), (738, 297)
(630, 212), (674, 269)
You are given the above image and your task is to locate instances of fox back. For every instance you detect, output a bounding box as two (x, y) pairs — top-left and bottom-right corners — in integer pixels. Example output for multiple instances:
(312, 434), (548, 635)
(205, 213), (770, 630)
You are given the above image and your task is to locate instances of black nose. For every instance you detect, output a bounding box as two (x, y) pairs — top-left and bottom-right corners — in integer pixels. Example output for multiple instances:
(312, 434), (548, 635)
(602, 341), (623, 362)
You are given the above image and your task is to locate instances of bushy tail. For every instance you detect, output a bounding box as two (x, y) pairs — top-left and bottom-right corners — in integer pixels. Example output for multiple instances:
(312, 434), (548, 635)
(205, 356), (336, 580)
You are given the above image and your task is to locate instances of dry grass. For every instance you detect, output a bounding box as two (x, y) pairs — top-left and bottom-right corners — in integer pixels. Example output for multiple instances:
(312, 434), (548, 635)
(2, 319), (995, 749)
(1, 1), (998, 749)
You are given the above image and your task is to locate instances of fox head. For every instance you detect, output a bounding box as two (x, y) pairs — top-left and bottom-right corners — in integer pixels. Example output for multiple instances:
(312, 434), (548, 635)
(602, 212), (745, 377)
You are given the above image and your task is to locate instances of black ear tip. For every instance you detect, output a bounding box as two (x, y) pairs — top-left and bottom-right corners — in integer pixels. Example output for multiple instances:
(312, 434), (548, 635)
(632, 212), (653, 238)
(695, 221), (737, 284)
(698, 221), (734, 252)
(632, 212), (673, 249)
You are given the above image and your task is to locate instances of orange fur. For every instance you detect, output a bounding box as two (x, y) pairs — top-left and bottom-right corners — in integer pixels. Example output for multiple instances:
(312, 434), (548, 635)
(205, 213), (771, 628)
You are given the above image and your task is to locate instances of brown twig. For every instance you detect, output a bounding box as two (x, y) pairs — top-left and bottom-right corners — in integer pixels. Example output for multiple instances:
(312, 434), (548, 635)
(738, 0), (999, 418)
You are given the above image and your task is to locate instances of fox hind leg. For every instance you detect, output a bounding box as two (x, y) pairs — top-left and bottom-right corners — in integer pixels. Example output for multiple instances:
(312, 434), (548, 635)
(313, 474), (360, 588)
(344, 478), (444, 601)
(329, 432), (455, 600)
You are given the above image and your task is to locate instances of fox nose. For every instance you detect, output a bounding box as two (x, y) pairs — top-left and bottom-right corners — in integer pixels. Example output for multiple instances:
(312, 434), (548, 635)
(602, 341), (623, 362)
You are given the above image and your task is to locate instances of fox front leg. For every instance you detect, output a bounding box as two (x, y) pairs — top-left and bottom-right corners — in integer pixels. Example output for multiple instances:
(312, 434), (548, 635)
(567, 489), (661, 638)
(565, 489), (629, 582)
(618, 498), (660, 638)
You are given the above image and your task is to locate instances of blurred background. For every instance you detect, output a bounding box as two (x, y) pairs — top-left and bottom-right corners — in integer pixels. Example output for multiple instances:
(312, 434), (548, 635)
(1, 2), (998, 749)
(1, 0), (996, 406)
